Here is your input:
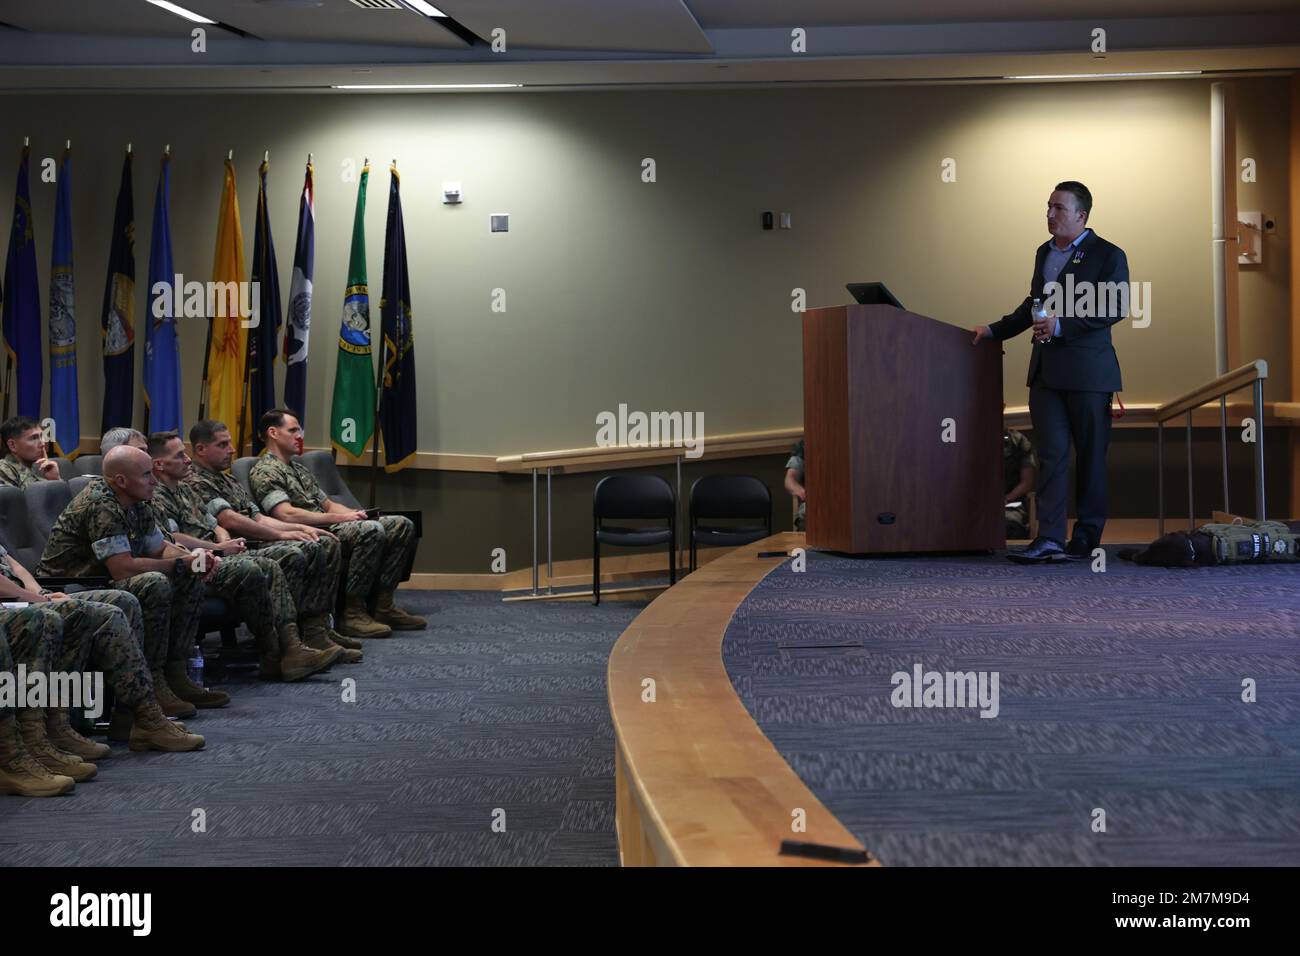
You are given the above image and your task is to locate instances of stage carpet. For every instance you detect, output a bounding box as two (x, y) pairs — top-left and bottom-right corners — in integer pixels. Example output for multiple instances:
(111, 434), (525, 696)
(722, 549), (1300, 866)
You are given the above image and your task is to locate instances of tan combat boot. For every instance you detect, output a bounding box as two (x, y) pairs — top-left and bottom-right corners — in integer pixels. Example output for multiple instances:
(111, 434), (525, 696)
(46, 708), (111, 760)
(271, 622), (342, 680)
(300, 617), (362, 663)
(17, 709), (97, 782)
(373, 589), (427, 630)
(334, 596), (392, 639)
(152, 670), (198, 718)
(109, 705), (187, 741)
(129, 700), (205, 753)
(165, 660), (231, 709)
(0, 716), (75, 797)
(302, 616), (361, 655)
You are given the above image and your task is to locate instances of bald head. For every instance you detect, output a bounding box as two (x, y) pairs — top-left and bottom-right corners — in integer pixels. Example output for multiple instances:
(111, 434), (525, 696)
(103, 445), (157, 503)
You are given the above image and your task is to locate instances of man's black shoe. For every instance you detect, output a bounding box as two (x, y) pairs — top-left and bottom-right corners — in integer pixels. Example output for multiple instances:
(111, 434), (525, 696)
(1007, 536), (1069, 564)
(1065, 537), (1094, 560)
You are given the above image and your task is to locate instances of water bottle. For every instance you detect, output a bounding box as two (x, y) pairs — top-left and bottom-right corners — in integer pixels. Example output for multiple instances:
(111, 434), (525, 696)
(187, 646), (205, 689)
(1031, 297), (1051, 343)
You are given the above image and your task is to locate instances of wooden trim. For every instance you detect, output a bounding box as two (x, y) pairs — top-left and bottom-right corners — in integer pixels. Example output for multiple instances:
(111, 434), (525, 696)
(495, 427), (803, 473)
(609, 532), (876, 867)
(398, 547), (734, 591)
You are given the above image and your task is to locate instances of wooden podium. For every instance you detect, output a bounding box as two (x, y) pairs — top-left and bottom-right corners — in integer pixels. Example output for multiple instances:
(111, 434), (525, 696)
(802, 303), (1003, 554)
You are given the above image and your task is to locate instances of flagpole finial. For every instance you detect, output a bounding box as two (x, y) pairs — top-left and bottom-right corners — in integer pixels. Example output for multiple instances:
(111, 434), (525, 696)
(164, 143), (171, 156)
(363, 156), (369, 166)
(23, 136), (29, 147)
(264, 149), (269, 163)
(227, 148), (233, 161)
(65, 139), (71, 150)
(126, 143), (132, 153)
(307, 152), (313, 165)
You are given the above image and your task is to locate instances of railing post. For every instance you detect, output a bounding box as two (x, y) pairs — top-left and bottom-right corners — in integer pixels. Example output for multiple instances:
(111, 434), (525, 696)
(1220, 395), (1229, 516)
(531, 466), (539, 595)
(1157, 420), (1165, 537)
(1187, 411), (1195, 531)
(1254, 378), (1266, 521)
(676, 454), (684, 573)
(546, 466), (553, 594)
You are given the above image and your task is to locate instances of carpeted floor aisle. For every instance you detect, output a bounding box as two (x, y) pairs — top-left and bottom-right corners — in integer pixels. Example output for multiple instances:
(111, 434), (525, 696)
(722, 548), (1300, 867)
(0, 590), (647, 867)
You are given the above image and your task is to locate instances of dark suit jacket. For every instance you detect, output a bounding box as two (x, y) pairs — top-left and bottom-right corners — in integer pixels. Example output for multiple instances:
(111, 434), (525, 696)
(989, 230), (1128, 392)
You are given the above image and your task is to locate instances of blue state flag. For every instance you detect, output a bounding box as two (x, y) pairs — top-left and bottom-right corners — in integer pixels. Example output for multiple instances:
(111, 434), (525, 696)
(144, 152), (182, 434)
(2, 144), (41, 419)
(48, 147), (80, 457)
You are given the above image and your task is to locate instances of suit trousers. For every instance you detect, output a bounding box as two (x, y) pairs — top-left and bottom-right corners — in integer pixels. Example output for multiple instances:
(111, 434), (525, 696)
(1028, 385), (1112, 546)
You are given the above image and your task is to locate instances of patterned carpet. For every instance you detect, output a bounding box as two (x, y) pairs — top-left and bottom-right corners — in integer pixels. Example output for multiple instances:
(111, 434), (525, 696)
(0, 590), (647, 867)
(722, 549), (1300, 866)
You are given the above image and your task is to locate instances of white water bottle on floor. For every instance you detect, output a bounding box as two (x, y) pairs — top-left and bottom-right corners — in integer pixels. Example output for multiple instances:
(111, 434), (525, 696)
(187, 646), (205, 689)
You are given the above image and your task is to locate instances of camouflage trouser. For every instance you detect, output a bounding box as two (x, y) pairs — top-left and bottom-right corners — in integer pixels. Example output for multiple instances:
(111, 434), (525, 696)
(249, 535), (341, 618)
(794, 499), (806, 533)
(0, 594), (154, 713)
(0, 607), (61, 720)
(208, 553), (294, 656)
(332, 515), (415, 598)
(1005, 505), (1030, 540)
(112, 571), (206, 669)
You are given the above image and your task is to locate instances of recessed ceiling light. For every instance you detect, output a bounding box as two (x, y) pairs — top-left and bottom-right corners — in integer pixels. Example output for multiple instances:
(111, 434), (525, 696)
(332, 83), (522, 90)
(1005, 70), (1202, 80)
(145, 0), (217, 24)
(399, 0), (447, 15)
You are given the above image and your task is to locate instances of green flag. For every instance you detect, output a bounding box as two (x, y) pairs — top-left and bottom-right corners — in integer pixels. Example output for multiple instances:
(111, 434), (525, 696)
(330, 164), (374, 459)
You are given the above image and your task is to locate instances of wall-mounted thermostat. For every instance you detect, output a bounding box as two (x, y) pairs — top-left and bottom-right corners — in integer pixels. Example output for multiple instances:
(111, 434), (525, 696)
(442, 182), (463, 204)
(490, 213), (509, 233)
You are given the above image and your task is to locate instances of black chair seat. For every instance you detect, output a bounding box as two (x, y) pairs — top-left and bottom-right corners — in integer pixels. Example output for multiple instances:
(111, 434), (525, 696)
(592, 474), (676, 606)
(596, 526), (673, 546)
(688, 475), (772, 572)
(692, 525), (769, 547)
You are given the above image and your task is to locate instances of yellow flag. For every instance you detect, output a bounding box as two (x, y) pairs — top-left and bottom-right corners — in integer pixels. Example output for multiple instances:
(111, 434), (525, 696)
(205, 158), (248, 440)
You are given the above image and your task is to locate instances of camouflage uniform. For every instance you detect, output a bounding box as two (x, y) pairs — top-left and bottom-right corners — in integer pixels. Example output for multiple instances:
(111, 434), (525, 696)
(0, 453), (43, 489)
(785, 439), (806, 532)
(0, 606), (61, 721)
(35, 479), (204, 669)
(1004, 428), (1037, 539)
(249, 454), (415, 598)
(188, 462), (342, 618)
(0, 550), (155, 710)
(151, 479), (293, 654)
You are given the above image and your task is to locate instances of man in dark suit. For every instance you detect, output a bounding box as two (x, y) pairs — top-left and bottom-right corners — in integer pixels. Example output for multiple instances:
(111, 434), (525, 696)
(973, 181), (1129, 563)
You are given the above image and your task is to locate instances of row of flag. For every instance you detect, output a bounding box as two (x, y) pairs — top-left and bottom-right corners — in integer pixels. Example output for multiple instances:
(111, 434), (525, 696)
(0, 146), (418, 472)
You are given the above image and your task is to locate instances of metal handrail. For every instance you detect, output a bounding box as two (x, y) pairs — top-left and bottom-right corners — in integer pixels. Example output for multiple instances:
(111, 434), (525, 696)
(1156, 360), (1268, 535)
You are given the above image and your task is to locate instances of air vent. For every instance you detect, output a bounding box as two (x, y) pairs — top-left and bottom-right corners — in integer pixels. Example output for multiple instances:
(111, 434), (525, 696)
(348, 0), (405, 10)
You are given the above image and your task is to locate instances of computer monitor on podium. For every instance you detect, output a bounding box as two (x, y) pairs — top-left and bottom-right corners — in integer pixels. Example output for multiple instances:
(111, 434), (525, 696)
(846, 282), (904, 309)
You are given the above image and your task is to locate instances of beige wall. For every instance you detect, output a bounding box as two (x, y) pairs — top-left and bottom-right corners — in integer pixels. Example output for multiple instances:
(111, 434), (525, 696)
(1, 78), (1282, 456)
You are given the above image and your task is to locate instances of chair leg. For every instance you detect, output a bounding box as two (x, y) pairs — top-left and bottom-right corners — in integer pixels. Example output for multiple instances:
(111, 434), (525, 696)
(669, 526), (677, 586)
(690, 535), (697, 573)
(592, 536), (600, 606)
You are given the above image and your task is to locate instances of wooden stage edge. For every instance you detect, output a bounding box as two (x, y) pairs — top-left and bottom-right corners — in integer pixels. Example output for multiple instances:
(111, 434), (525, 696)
(607, 531), (879, 867)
